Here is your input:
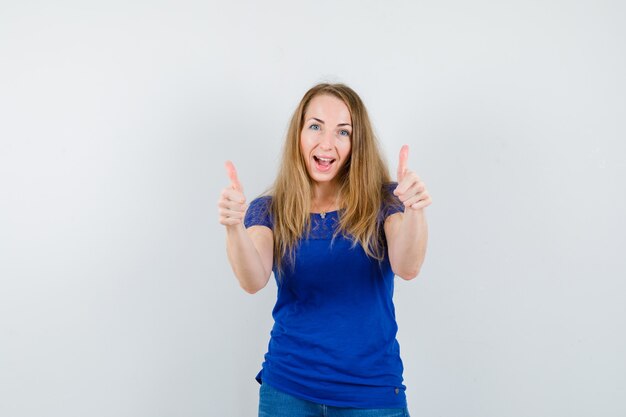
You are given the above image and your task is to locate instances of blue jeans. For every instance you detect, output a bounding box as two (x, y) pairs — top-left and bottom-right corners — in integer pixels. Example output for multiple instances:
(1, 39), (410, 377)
(258, 382), (411, 417)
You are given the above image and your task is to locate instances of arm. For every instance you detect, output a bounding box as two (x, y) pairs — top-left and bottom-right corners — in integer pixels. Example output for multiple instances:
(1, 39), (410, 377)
(219, 160), (274, 294)
(225, 223), (274, 294)
(384, 144), (432, 280)
(384, 209), (428, 280)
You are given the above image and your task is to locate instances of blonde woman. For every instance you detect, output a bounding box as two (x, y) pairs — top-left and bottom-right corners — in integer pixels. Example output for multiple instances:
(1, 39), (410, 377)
(218, 83), (431, 417)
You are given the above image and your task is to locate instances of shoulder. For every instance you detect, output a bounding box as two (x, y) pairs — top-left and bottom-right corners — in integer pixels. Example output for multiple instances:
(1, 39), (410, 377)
(378, 182), (405, 223)
(249, 195), (273, 207)
(244, 195), (274, 229)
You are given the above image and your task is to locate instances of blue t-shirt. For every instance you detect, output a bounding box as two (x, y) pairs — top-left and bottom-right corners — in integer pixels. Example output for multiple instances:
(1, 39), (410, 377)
(243, 182), (407, 408)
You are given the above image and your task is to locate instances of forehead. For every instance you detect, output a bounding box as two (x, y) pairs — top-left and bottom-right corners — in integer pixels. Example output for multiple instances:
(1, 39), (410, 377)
(304, 94), (351, 122)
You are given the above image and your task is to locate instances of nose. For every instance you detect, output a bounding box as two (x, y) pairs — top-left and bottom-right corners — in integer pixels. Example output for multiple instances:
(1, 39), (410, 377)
(318, 129), (335, 150)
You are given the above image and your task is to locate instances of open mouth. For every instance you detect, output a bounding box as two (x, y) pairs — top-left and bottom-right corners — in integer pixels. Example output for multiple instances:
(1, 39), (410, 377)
(313, 155), (336, 172)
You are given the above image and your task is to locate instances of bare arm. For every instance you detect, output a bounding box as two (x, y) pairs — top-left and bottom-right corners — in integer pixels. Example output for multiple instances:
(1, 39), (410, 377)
(219, 161), (274, 294)
(225, 223), (273, 294)
(384, 145), (432, 280)
(384, 210), (428, 280)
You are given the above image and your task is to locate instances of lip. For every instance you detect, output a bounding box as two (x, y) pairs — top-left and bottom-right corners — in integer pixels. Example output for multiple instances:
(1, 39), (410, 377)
(312, 155), (335, 173)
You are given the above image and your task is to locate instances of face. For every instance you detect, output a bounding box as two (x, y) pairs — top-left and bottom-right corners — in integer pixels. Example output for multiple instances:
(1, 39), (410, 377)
(300, 94), (352, 186)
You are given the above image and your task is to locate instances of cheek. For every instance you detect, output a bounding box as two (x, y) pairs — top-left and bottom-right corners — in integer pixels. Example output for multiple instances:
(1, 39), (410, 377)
(342, 141), (351, 159)
(300, 131), (312, 150)
(300, 139), (314, 166)
(299, 134), (308, 155)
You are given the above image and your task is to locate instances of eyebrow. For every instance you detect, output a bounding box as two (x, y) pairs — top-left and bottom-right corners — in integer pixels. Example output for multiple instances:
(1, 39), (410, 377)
(308, 117), (352, 127)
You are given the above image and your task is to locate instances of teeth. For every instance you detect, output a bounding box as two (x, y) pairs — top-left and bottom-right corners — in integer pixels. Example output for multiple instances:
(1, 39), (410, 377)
(317, 157), (333, 162)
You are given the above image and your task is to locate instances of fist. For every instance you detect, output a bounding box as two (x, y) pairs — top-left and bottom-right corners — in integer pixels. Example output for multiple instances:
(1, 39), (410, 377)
(394, 145), (432, 211)
(218, 160), (248, 226)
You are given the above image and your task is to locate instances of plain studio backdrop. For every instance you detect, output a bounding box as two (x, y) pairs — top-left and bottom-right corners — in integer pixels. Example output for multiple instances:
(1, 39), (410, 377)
(1, 1), (624, 416)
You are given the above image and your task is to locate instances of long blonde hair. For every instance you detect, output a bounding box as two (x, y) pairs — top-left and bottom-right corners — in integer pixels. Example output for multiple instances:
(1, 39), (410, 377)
(265, 83), (398, 280)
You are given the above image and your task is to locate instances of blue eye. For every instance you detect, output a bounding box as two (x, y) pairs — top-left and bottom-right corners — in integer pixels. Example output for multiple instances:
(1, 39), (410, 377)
(339, 129), (350, 136)
(309, 124), (320, 130)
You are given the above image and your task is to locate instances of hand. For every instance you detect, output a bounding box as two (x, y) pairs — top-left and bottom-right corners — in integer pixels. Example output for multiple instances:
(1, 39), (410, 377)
(218, 160), (248, 226)
(393, 145), (432, 211)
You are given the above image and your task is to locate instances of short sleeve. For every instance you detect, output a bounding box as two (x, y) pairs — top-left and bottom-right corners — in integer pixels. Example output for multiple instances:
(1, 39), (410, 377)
(379, 182), (405, 223)
(244, 196), (273, 229)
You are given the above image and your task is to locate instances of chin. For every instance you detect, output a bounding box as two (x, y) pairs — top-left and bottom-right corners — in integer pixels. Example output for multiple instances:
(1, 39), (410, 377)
(306, 167), (338, 183)
(309, 174), (337, 184)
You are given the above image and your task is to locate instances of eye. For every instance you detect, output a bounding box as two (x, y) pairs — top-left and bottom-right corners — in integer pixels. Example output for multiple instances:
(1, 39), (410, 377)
(339, 129), (351, 136)
(309, 124), (320, 130)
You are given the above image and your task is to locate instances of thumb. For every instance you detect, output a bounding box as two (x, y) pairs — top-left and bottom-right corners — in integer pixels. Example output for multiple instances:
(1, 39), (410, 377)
(397, 145), (409, 182)
(224, 160), (243, 192)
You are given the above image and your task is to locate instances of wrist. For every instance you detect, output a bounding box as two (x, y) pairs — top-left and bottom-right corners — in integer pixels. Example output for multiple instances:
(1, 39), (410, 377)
(226, 222), (246, 235)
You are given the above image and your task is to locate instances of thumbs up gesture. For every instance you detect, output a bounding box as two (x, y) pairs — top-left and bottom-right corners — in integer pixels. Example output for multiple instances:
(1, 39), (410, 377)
(393, 145), (432, 211)
(218, 160), (248, 226)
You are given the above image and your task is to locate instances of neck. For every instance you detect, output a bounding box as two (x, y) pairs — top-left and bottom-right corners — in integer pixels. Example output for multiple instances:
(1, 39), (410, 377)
(311, 181), (339, 201)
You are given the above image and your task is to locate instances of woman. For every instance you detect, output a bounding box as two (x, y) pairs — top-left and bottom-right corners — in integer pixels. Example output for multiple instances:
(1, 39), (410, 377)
(218, 83), (431, 417)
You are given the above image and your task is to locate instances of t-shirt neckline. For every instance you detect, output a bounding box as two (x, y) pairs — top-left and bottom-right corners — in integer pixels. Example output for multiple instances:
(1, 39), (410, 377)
(310, 209), (340, 216)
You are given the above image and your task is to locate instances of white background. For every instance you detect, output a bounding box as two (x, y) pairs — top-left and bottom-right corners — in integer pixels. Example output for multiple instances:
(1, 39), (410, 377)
(1, 1), (625, 416)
